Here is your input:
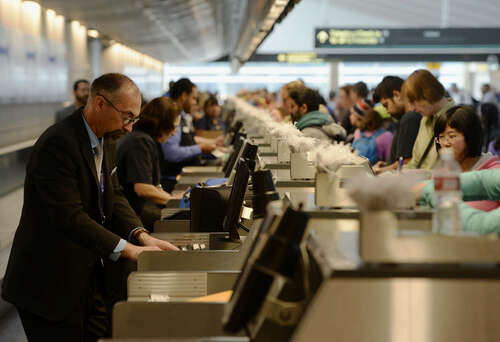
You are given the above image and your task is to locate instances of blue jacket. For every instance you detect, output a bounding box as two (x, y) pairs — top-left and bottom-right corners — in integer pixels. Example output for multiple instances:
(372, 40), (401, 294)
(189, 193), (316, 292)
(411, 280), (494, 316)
(161, 112), (201, 164)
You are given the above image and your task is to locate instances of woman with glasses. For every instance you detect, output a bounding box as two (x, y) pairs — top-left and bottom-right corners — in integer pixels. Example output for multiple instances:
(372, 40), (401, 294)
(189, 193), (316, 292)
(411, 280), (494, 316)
(116, 97), (182, 229)
(434, 105), (500, 211)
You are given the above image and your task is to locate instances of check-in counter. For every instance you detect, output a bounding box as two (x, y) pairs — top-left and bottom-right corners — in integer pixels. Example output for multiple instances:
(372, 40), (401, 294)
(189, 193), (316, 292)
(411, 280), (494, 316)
(111, 106), (493, 341)
(290, 210), (500, 342)
(255, 143), (272, 154)
(128, 271), (239, 302)
(111, 302), (247, 340)
(138, 218), (264, 272)
(183, 165), (223, 174)
(292, 264), (500, 342)
(262, 162), (290, 180)
(110, 206), (444, 342)
(274, 179), (315, 209)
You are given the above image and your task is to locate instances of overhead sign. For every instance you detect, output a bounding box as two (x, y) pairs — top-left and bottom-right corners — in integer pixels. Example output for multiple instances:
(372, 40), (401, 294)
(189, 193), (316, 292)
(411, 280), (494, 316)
(276, 52), (323, 63)
(315, 28), (500, 48)
(426, 62), (441, 70)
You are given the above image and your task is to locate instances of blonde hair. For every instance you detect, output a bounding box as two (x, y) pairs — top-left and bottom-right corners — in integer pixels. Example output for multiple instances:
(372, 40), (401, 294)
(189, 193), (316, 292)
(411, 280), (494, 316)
(401, 69), (445, 104)
(283, 79), (305, 92)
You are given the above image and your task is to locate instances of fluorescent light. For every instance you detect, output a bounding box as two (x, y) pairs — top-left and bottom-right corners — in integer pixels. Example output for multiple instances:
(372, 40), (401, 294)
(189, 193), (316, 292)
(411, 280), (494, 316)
(46, 9), (56, 19)
(21, 1), (40, 12)
(55, 15), (64, 25)
(88, 29), (99, 38)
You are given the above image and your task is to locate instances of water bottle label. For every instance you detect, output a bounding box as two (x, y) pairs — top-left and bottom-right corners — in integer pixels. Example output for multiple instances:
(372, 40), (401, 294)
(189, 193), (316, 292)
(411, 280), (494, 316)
(434, 176), (460, 191)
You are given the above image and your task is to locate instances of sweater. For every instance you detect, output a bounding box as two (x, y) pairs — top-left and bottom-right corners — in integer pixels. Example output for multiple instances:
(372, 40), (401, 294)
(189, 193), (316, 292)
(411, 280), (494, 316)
(297, 111), (346, 142)
(419, 168), (500, 234)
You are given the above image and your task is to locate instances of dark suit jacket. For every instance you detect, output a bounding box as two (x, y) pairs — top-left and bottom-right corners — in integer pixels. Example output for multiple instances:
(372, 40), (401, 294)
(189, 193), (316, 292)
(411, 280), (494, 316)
(2, 109), (142, 320)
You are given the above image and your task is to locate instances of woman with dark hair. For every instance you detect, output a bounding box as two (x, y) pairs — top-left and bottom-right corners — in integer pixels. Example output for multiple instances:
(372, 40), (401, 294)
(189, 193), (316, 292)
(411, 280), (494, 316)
(194, 94), (226, 133)
(434, 105), (500, 211)
(116, 97), (182, 228)
(350, 99), (393, 164)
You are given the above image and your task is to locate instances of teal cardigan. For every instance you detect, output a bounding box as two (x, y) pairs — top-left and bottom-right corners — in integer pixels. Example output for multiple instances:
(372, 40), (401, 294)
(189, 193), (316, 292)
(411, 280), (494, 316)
(420, 169), (500, 234)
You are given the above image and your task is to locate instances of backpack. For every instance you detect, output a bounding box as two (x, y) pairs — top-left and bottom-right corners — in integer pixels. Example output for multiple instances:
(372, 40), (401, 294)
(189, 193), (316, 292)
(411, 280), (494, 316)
(352, 129), (385, 164)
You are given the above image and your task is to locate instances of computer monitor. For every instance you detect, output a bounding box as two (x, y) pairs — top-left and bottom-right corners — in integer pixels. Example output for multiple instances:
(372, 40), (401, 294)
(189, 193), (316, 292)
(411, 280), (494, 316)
(222, 159), (251, 241)
(226, 141), (258, 185)
(225, 121), (243, 146)
(223, 136), (245, 177)
(251, 170), (280, 219)
(227, 200), (284, 306)
(222, 205), (310, 333)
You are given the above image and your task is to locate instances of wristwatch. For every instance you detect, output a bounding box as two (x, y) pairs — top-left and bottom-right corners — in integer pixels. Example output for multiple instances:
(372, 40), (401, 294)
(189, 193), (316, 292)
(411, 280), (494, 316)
(132, 227), (150, 244)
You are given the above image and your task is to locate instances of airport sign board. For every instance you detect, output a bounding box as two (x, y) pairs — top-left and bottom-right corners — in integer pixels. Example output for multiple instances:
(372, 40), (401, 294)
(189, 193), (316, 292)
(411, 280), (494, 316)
(315, 28), (500, 49)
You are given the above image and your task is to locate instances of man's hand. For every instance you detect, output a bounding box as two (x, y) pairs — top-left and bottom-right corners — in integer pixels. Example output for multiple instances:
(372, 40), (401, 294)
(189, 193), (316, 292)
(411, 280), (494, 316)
(372, 161), (387, 174)
(200, 143), (216, 154)
(138, 232), (180, 251)
(120, 243), (162, 262)
(215, 135), (224, 147)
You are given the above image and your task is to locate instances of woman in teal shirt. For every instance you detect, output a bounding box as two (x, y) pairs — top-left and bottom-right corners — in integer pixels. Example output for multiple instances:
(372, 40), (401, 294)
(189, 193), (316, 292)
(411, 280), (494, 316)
(417, 169), (500, 234)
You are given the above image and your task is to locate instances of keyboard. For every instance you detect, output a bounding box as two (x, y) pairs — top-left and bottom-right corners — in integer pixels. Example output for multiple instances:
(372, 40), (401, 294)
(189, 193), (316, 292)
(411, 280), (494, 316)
(176, 243), (208, 251)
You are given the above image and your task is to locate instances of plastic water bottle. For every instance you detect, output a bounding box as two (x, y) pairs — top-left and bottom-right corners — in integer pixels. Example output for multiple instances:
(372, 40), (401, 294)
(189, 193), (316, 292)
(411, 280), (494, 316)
(432, 148), (462, 235)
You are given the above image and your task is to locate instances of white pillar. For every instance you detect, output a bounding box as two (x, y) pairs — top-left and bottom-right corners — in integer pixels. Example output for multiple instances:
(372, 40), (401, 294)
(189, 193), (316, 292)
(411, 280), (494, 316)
(65, 20), (90, 100)
(88, 38), (102, 81)
(329, 61), (340, 93)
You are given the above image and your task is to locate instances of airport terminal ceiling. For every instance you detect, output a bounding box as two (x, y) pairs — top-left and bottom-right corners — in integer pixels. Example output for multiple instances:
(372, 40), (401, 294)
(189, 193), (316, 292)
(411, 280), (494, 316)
(36, 0), (244, 62)
(35, 0), (500, 66)
(35, 0), (298, 65)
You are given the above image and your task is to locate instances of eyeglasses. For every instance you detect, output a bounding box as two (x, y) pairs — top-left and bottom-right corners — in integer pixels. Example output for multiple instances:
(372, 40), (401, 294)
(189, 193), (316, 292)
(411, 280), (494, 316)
(435, 132), (462, 145)
(97, 92), (140, 126)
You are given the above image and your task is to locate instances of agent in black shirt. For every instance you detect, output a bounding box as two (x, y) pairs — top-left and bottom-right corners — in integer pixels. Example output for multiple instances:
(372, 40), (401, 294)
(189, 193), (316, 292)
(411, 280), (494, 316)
(116, 97), (181, 228)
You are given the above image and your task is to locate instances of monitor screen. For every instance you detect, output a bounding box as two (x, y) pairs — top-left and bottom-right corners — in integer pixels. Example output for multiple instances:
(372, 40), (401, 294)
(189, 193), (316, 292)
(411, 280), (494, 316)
(223, 136), (245, 177)
(222, 205), (310, 334)
(227, 200), (283, 303)
(222, 159), (250, 241)
(227, 121), (243, 146)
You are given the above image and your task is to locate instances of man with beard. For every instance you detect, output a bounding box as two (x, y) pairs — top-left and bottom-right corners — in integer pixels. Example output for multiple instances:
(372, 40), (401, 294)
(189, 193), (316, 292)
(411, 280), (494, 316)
(372, 76), (422, 173)
(55, 79), (90, 123)
(2, 73), (178, 341)
(287, 87), (346, 142)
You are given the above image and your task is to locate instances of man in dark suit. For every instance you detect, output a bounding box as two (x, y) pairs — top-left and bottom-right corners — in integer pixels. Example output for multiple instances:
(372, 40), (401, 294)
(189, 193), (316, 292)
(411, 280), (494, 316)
(2, 73), (178, 341)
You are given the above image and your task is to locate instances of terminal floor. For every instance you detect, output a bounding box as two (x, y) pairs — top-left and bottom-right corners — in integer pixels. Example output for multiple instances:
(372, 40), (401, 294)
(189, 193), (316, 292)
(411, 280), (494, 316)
(0, 308), (26, 341)
(0, 187), (27, 341)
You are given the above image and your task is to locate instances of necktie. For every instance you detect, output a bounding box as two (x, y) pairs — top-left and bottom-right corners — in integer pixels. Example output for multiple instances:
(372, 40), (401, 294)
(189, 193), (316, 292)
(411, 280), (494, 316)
(93, 142), (105, 205)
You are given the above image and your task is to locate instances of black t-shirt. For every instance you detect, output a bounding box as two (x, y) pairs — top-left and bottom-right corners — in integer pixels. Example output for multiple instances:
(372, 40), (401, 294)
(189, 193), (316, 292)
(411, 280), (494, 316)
(116, 130), (161, 215)
(389, 111), (422, 164)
